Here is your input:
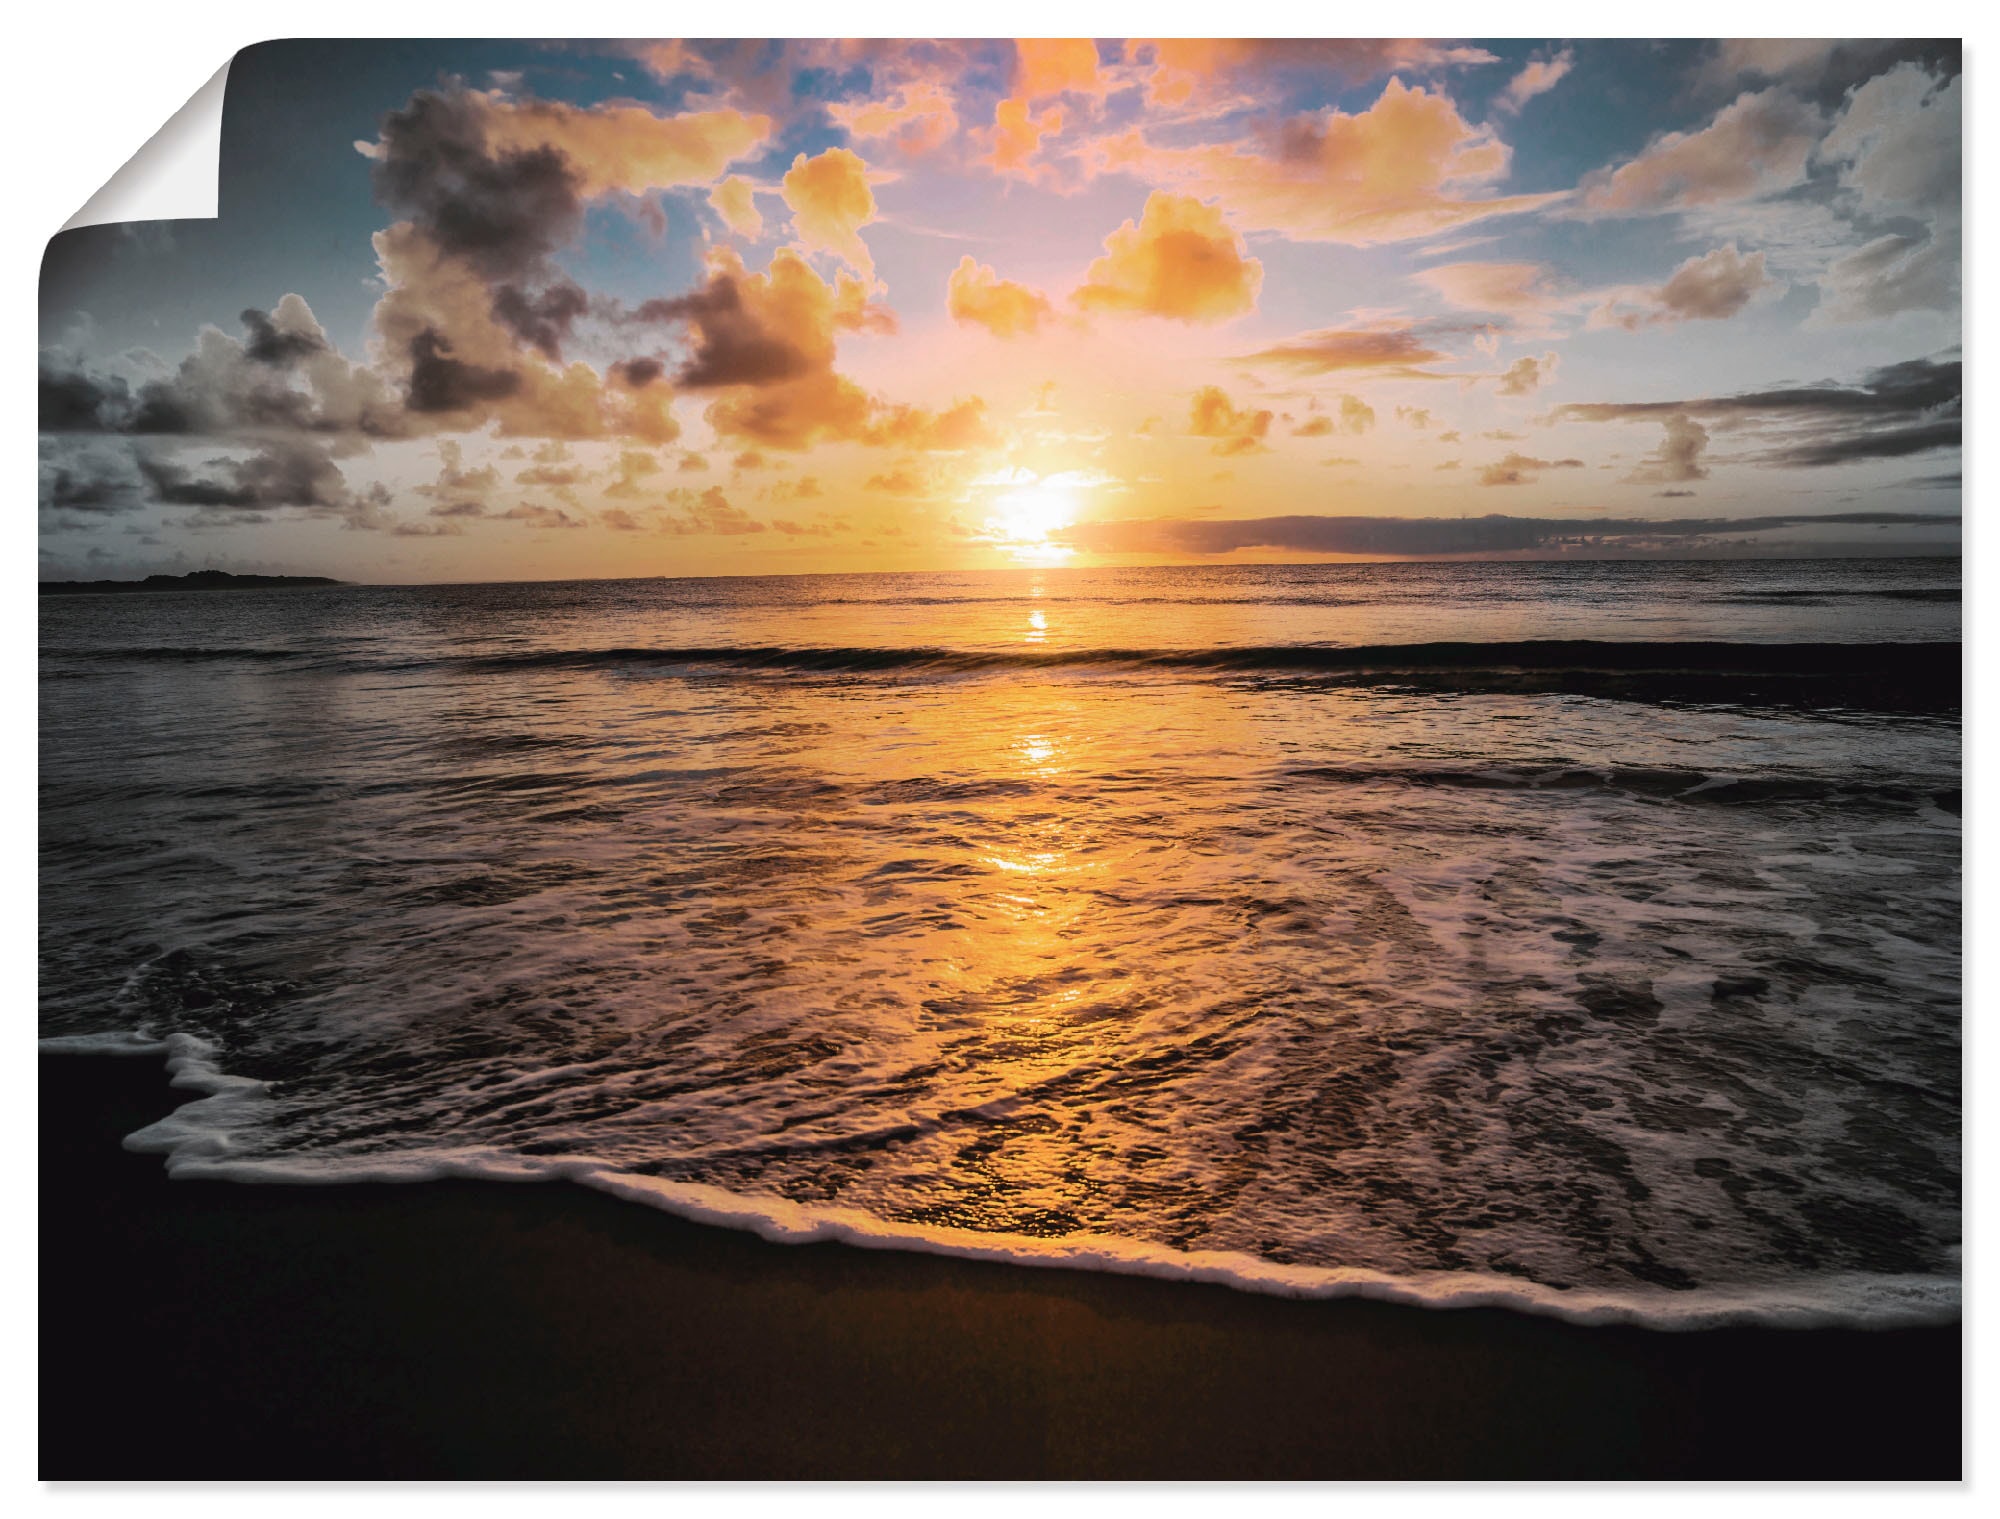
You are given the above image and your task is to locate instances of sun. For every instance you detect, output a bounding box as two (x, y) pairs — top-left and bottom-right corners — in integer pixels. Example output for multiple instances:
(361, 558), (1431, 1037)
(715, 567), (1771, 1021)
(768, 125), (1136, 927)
(986, 482), (1076, 565)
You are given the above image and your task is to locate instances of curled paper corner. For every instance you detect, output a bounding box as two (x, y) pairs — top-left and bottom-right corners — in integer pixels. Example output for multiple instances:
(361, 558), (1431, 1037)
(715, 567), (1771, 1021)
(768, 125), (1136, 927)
(61, 59), (232, 231)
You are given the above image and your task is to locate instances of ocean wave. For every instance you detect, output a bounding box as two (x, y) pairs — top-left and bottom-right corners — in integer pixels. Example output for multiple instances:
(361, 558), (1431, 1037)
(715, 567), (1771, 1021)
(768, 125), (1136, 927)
(45, 638), (1959, 672)
(1284, 762), (1959, 809)
(45, 1031), (1960, 1333)
(39, 638), (1963, 708)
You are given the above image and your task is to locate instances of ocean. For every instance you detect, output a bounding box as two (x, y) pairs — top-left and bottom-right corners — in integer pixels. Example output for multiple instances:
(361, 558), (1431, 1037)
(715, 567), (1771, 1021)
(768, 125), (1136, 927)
(38, 558), (1962, 1329)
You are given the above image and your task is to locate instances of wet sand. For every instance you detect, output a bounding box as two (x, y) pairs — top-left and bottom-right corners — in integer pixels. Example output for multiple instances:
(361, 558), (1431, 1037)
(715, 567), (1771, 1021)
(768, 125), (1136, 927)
(39, 1053), (1960, 1479)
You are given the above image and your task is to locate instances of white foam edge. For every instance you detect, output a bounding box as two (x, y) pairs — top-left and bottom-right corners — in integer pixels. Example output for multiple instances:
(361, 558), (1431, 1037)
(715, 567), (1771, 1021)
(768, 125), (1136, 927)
(45, 1031), (1963, 1333)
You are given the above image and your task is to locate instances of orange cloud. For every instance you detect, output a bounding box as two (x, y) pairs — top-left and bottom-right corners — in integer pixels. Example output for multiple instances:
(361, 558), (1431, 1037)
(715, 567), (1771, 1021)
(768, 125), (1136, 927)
(947, 256), (1054, 338)
(1237, 323), (1459, 377)
(477, 98), (771, 199)
(708, 176), (764, 239)
(1013, 38), (1108, 100)
(640, 247), (995, 453)
(1073, 192), (1262, 323)
(1497, 51), (1575, 113)
(1103, 78), (1562, 244)
(830, 81), (959, 158)
(985, 96), (1065, 177)
(1188, 385), (1272, 454)
(1134, 39), (1499, 109)
(781, 147), (878, 278)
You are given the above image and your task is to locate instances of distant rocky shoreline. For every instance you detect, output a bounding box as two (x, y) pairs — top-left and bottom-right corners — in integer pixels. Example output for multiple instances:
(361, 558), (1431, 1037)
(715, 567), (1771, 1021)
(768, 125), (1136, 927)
(39, 571), (344, 595)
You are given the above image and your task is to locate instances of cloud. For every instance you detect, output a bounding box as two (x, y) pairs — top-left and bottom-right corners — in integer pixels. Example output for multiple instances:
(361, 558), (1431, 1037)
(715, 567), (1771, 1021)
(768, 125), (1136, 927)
(488, 280), (589, 360)
(1814, 232), (1958, 324)
(1134, 39), (1499, 112)
(1336, 395), (1376, 433)
(1012, 38), (1109, 101)
(829, 80), (959, 159)
(978, 40), (1108, 179)
(355, 83), (789, 445)
(1657, 245), (1776, 320)
(415, 439), (501, 516)
(1553, 354), (1961, 468)
(369, 89), (586, 281)
(1064, 510), (1955, 558)
(984, 97), (1065, 178)
(1072, 192), (1263, 323)
(238, 299), (329, 365)
(1818, 63), (1961, 217)
(37, 439), (149, 515)
(1575, 88), (1822, 216)
(665, 485), (765, 536)
(1236, 322), (1463, 377)
(781, 147), (878, 279)
(1187, 385), (1272, 454)
(40, 298), (406, 440)
(470, 95), (770, 202)
(368, 222), (681, 444)
(1589, 245), (1778, 331)
(634, 246), (866, 388)
(1498, 50), (1574, 113)
(496, 502), (583, 530)
(1804, 63), (1961, 326)
(602, 449), (663, 499)
(1624, 415), (1711, 484)
(865, 466), (928, 495)
(1412, 260), (1562, 317)
(708, 176), (764, 239)
(137, 438), (390, 527)
(627, 246), (988, 451)
(404, 328), (523, 413)
(1100, 78), (1563, 244)
(947, 256), (1054, 337)
(1495, 352), (1558, 397)
(1477, 451), (1584, 486)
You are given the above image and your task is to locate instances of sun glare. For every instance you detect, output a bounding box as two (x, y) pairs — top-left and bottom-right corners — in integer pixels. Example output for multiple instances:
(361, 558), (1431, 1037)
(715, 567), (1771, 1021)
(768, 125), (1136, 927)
(986, 483), (1076, 565)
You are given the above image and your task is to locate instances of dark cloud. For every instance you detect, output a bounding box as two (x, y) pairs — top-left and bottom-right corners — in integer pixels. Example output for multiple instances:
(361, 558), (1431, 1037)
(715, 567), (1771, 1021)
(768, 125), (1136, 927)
(1554, 355), (1960, 468)
(372, 88), (584, 280)
(239, 306), (328, 366)
(405, 328), (523, 414)
(136, 440), (365, 517)
(490, 280), (590, 360)
(1765, 420), (1963, 468)
(611, 357), (666, 389)
(1065, 511), (1958, 558)
(38, 439), (146, 514)
(632, 273), (817, 388)
(40, 301), (408, 440)
(39, 362), (131, 432)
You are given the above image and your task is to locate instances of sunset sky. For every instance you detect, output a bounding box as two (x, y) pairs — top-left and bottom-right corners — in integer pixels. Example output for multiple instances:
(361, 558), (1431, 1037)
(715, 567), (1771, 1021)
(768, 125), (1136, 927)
(38, 37), (1963, 582)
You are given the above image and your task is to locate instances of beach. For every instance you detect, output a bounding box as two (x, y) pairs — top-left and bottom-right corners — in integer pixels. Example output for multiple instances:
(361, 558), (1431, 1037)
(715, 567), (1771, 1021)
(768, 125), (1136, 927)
(40, 1052), (1960, 1479)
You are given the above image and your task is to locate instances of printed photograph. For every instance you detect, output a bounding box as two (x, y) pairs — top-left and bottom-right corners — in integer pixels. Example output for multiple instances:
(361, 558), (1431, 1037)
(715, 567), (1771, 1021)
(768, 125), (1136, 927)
(38, 35), (1962, 1480)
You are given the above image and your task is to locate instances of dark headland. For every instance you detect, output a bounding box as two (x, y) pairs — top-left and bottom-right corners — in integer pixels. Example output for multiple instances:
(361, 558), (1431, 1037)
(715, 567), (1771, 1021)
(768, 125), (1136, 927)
(40, 1053), (1960, 1480)
(39, 570), (343, 595)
